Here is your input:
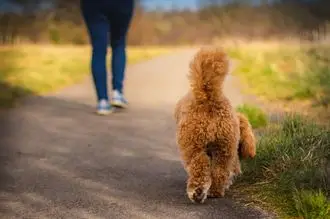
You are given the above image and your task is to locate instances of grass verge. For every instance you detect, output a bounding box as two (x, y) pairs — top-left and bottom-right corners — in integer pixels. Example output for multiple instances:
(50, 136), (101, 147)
(0, 45), (173, 108)
(227, 43), (330, 108)
(235, 114), (330, 218)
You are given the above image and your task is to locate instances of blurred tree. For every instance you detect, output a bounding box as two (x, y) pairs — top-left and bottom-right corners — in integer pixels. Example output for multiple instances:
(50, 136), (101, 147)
(0, 0), (329, 45)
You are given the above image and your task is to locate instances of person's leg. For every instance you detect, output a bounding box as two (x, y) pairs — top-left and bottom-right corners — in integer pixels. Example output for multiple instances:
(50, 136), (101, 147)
(108, 1), (134, 107)
(80, 1), (111, 114)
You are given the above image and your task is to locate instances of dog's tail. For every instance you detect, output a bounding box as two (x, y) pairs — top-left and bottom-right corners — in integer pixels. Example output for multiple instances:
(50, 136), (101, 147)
(189, 47), (230, 102)
(237, 113), (256, 159)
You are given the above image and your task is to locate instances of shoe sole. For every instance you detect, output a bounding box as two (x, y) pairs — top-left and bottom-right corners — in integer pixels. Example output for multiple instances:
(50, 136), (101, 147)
(111, 101), (128, 109)
(96, 109), (113, 115)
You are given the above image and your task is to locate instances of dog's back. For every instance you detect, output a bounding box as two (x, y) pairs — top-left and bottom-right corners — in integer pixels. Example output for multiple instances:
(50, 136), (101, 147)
(174, 47), (239, 156)
(175, 95), (239, 154)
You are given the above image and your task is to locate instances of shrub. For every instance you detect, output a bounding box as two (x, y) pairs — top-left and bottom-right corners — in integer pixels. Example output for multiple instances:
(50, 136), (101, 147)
(236, 104), (268, 128)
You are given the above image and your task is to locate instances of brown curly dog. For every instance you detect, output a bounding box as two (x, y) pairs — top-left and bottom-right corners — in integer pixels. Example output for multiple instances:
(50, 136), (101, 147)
(174, 47), (256, 204)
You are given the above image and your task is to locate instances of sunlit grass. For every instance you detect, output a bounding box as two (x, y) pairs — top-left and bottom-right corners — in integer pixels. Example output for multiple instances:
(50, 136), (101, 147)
(225, 42), (330, 218)
(0, 45), (173, 107)
(226, 43), (330, 107)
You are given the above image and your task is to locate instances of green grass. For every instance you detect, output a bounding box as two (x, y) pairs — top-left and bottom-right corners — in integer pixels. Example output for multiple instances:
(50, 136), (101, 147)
(227, 43), (330, 108)
(236, 114), (330, 218)
(293, 189), (330, 219)
(0, 45), (173, 108)
(236, 104), (268, 128)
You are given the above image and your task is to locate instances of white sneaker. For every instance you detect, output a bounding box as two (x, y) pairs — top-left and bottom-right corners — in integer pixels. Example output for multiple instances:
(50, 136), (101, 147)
(96, 99), (113, 115)
(111, 90), (128, 108)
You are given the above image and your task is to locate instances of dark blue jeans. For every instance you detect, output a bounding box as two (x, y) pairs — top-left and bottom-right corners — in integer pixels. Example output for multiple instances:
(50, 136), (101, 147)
(80, 0), (134, 101)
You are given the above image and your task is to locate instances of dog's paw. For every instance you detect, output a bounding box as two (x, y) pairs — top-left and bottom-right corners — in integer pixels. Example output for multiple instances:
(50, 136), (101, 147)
(207, 189), (225, 198)
(187, 187), (208, 204)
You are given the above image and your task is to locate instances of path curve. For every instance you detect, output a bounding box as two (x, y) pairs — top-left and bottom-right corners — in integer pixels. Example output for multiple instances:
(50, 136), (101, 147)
(0, 48), (271, 219)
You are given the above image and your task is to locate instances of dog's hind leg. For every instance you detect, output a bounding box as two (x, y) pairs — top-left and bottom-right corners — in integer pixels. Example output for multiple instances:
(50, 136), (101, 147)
(233, 152), (242, 176)
(185, 150), (212, 204)
(207, 143), (236, 198)
(227, 152), (242, 189)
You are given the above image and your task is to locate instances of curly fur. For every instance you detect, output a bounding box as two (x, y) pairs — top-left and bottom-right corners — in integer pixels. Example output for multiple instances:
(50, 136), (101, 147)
(174, 47), (256, 203)
(237, 112), (256, 159)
